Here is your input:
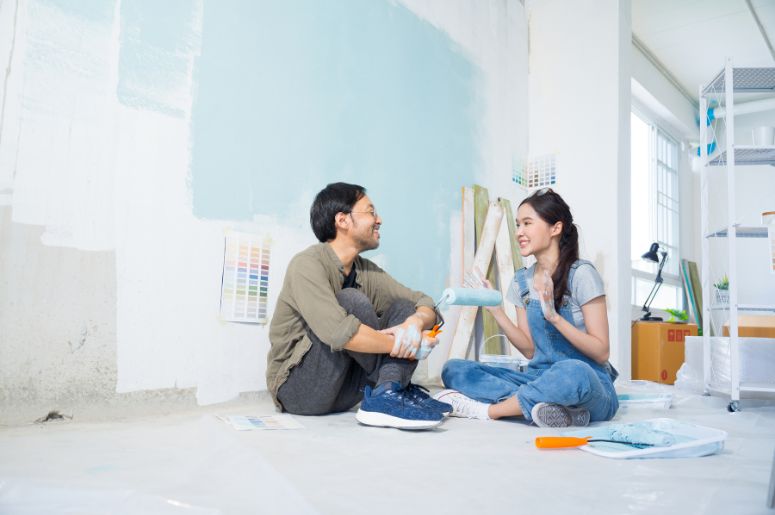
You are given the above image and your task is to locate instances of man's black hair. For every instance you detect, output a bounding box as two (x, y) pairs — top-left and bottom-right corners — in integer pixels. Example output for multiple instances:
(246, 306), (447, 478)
(310, 182), (367, 242)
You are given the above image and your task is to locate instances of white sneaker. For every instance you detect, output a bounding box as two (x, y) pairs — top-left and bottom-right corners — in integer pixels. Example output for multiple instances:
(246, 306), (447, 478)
(530, 402), (590, 428)
(432, 389), (491, 420)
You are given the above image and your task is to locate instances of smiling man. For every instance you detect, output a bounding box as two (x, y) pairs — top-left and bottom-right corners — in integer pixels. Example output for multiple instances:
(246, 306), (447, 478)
(266, 182), (451, 429)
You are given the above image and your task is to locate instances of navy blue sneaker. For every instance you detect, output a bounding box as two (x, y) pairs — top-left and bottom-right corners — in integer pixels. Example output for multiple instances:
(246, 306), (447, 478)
(403, 383), (453, 416)
(356, 382), (444, 430)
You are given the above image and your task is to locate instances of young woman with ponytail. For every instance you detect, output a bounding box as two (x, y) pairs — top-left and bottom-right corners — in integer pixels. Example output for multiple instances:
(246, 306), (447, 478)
(433, 188), (619, 427)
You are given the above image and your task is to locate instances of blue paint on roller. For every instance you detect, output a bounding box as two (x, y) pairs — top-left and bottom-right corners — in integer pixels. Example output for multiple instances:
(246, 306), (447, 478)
(603, 423), (678, 447)
(439, 288), (502, 307)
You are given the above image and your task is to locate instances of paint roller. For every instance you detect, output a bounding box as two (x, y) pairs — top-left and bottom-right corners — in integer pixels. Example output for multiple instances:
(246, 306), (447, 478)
(417, 288), (502, 355)
(437, 287), (503, 308)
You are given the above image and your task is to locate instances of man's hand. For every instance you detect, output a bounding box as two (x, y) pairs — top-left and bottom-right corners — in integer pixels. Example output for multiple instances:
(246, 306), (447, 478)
(381, 315), (436, 360)
(415, 331), (439, 360)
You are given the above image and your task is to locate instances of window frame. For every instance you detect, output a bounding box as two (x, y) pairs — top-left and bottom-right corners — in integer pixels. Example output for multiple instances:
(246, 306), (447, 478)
(630, 108), (684, 311)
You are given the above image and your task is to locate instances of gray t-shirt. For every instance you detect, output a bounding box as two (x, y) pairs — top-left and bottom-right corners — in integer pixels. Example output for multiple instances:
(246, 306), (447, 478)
(506, 260), (605, 332)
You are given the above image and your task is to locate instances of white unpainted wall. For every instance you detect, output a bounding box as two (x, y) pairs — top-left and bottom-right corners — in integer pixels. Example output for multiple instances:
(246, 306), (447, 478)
(526, 0), (633, 376)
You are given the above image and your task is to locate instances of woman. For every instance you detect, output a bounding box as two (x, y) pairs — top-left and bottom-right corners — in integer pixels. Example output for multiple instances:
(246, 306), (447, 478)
(434, 188), (618, 428)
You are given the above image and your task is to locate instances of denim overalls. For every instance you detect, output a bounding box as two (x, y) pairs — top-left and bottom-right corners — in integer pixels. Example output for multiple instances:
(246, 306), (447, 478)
(442, 261), (619, 422)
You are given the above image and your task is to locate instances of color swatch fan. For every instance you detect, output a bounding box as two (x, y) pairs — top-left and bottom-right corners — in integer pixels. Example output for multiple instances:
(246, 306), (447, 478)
(220, 231), (271, 324)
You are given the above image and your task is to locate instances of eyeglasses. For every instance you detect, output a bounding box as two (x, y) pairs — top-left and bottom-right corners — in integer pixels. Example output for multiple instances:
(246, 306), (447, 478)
(349, 209), (378, 219)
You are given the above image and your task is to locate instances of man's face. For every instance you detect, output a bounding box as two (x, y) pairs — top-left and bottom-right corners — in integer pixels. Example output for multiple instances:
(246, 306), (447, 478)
(348, 195), (381, 251)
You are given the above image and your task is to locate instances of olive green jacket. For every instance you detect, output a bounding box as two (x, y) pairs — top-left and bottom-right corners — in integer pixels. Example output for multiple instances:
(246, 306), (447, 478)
(266, 243), (435, 409)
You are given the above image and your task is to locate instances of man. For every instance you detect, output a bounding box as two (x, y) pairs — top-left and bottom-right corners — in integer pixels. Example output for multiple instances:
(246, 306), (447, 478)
(266, 182), (450, 429)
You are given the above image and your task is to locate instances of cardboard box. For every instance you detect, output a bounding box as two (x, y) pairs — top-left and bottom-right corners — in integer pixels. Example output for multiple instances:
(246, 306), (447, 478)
(722, 315), (775, 338)
(632, 322), (698, 384)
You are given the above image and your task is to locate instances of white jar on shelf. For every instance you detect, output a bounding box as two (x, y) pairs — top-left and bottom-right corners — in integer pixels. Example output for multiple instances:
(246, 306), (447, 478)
(715, 288), (729, 305)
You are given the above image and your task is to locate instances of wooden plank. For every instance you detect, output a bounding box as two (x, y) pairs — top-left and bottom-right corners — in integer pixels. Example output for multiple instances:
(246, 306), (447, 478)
(494, 215), (515, 318)
(498, 198), (526, 358)
(473, 185), (500, 355)
(461, 187), (475, 286)
(494, 204), (526, 360)
(500, 198), (523, 271)
(448, 201), (503, 361)
(680, 259), (700, 326)
(687, 261), (707, 334)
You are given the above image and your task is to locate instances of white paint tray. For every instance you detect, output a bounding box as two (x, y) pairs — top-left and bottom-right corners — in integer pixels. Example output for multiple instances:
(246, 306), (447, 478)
(563, 418), (727, 459)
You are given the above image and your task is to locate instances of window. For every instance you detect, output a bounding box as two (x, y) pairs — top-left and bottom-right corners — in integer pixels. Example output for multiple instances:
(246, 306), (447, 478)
(630, 111), (683, 311)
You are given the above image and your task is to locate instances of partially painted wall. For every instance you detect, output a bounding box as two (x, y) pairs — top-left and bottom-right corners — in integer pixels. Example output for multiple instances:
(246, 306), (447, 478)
(188, 0), (479, 297)
(0, 0), (527, 408)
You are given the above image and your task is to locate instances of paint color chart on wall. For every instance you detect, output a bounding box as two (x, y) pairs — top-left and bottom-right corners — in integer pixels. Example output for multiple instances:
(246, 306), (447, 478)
(220, 232), (271, 324)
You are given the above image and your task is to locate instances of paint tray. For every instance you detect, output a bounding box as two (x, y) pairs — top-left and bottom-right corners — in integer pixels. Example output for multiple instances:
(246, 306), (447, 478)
(562, 418), (727, 459)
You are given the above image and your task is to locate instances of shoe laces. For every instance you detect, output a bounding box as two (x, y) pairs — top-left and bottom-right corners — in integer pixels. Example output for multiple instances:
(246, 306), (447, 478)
(379, 385), (424, 409)
(403, 384), (431, 402)
(443, 391), (485, 418)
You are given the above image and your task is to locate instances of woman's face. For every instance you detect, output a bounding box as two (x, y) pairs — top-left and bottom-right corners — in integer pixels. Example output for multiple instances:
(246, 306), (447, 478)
(515, 202), (561, 257)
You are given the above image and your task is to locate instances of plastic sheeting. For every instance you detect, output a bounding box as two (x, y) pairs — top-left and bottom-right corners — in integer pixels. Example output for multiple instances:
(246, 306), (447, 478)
(682, 336), (775, 392)
(1, 393), (774, 514)
(0, 416), (316, 515)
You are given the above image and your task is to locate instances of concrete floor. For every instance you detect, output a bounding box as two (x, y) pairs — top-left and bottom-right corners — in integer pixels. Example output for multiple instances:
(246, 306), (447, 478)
(1, 388), (774, 515)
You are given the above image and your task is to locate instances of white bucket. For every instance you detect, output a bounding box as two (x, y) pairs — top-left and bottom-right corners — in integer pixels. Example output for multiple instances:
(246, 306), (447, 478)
(752, 126), (775, 146)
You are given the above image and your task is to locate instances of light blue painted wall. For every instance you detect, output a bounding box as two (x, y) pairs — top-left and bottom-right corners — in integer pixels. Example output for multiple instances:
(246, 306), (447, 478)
(189, 0), (480, 296)
(38, 0), (113, 22)
(118, 0), (200, 117)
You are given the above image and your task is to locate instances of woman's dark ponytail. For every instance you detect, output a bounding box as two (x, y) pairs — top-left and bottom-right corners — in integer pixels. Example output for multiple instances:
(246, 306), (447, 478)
(554, 221), (579, 307)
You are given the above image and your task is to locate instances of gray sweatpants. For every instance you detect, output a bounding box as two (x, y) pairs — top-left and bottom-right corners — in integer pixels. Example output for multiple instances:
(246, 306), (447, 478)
(277, 288), (418, 415)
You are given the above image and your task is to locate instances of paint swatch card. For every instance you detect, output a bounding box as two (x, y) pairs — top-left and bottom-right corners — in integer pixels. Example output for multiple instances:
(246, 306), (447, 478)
(513, 154), (557, 190)
(220, 231), (271, 323)
(217, 415), (304, 431)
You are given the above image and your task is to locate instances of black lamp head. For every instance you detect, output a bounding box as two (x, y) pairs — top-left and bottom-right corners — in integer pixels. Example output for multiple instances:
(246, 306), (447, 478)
(642, 242), (660, 263)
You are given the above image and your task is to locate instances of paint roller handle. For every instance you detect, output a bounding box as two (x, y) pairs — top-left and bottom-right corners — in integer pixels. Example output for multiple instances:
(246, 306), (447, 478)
(427, 322), (444, 338)
(534, 436), (592, 449)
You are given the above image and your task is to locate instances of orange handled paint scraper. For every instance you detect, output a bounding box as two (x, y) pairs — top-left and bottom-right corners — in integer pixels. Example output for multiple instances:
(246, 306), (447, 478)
(428, 321), (444, 338)
(535, 436), (654, 449)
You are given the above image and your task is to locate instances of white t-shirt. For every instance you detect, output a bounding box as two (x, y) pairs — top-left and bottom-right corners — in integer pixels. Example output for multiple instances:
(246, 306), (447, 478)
(506, 261), (605, 332)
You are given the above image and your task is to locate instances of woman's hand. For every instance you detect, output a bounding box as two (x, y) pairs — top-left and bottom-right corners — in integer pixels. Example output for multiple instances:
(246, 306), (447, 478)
(538, 270), (560, 323)
(464, 267), (500, 313)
